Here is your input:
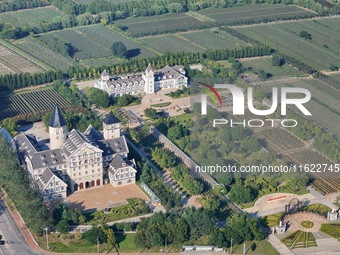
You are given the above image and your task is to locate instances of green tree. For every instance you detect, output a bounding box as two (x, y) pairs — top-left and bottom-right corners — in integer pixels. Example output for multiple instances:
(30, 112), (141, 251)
(117, 94), (134, 106)
(271, 54), (284, 66)
(111, 41), (127, 58)
(105, 228), (117, 249)
(1, 118), (18, 137)
(300, 31), (312, 40)
(229, 183), (254, 204)
(56, 219), (69, 234)
(87, 87), (110, 108)
(144, 108), (157, 119)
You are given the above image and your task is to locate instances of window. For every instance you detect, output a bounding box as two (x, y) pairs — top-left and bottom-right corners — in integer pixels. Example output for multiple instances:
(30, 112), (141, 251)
(92, 170), (94, 173)
(79, 172), (81, 176)
(85, 171), (88, 175)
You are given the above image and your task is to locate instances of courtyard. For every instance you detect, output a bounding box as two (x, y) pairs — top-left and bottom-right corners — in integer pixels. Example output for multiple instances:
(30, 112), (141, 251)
(65, 183), (149, 211)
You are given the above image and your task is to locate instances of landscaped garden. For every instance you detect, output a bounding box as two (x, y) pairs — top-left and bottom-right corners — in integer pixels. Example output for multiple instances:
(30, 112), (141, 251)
(281, 230), (317, 249)
(320, 224), (340, 241)
(85, 198), (150, 224)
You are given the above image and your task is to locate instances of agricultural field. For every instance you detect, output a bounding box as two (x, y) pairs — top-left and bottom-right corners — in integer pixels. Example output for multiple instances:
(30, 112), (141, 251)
(13, 37), (78, 71)
(139, 29), (248, 53)
(179, 29), (248, 50)
(0, 89), (71, 120)
(197, 5), (312, 23)
(116, 5), (313, 36)
(37, 24), (157, 60)
(256, 128), (305, 153)
(328, 72), (340, 87)
(260, 78), (340, 136)
(0, 7), (67, 28)
(0, 40), (47, 75)
(139, 34), (204, 53)
(240, 57), (304, 78)
(236, 17), (340, 70)
(115, 13), (202, 36)
(74, 0), (129, 3)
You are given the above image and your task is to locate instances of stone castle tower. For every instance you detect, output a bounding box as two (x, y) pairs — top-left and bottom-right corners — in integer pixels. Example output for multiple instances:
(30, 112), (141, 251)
(142, 63), (155, 94)
(103, 111), (121, 140)
(49, 105), (67, 150)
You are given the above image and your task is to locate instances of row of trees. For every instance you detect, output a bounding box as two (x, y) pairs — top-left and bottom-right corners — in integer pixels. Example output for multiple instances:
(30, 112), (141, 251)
(0, 45), (272, 91)
(171, 164), (204, 195)
(0, 135), (51, 235)
(139, 160), (183, 209)
(135, 208), (215, 248)
(0, 0), (49, 13)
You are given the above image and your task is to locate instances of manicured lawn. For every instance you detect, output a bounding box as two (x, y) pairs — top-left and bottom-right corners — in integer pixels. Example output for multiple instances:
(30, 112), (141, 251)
(232, 240), (279, 255)
(260, 212), (284, 227)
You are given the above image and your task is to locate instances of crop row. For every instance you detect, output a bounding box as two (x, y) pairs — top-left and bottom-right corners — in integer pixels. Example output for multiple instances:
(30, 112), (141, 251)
(14, 37), (78, 71)
(0, 89), (71, 120)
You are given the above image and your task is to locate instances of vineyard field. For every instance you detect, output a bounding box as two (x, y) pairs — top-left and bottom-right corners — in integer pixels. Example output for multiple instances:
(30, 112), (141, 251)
(115, 13), (201, 36)
(0, 7), (68, 28)
(240, 57), (303, 78)
(13, 37), (79, 71)
(179, 29), (248, 50)
(0, 40), (47, 74)
(0, 89), (71, 120)
(260, 78), (340, 136)
(37, 24), (156, 60)
(197, 5), (312, 23)
(237, 17), (340, 70)
(139, 35), (204, 53)
(116, 5), (312, 36)
(139, 29), (248, 53)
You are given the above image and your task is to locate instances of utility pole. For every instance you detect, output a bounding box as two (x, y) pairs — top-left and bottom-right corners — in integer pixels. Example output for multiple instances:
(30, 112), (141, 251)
(165, 237), (167, 254)
(230, 238), (233, 255)
(97, 235), (100, 255)
(44, 227), (49, 251)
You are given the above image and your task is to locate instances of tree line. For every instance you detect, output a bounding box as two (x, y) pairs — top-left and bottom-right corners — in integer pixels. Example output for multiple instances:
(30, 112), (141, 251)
(0, 135), (51, 235)
(0, 45), (272, 91)
(0, 0), (49, 13)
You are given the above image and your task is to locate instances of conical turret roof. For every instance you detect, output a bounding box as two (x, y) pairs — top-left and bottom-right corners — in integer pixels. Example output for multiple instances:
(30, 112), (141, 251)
(49, 105), (66, 127)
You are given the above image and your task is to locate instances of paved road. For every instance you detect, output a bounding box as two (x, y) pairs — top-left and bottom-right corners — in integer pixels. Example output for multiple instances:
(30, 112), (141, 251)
(0, 199), (42, 255)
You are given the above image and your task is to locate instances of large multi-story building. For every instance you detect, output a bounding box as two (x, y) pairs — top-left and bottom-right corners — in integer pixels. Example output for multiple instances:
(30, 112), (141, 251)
(14, 105), (137, 201)
(95, 64), (188, 97)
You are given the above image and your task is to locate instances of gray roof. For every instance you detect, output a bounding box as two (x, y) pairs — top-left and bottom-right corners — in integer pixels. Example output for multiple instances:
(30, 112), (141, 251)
(84, 125), (103, 143)
(155, 65), (185, 81)
(61, 129), (89, 157)
(97, 136), (128, 156)
(31, 149), (65, 169)
(103, 112), (121, 125)
(108, 154), (135, 174)
(37, 167), (54, 189)
(106, 74), (144, 90)
(14, 133), (38, 161)
(49, 105), (67, 127)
